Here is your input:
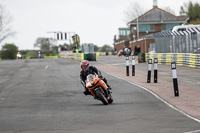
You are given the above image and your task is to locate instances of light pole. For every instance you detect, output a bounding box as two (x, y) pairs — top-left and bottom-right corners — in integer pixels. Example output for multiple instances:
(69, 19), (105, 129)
(137, 17), (139, 40)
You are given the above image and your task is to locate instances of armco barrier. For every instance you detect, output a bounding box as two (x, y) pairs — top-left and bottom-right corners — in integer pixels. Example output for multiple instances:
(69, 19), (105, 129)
(44, 56), (58, 59)
(196, 55), (200, 68)
(72, 53), (84, 62)
(145, 53), (200, 68)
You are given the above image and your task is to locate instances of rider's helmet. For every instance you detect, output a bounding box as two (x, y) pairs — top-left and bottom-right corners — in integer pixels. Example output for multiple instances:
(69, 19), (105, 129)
(80, 60), (89, 72)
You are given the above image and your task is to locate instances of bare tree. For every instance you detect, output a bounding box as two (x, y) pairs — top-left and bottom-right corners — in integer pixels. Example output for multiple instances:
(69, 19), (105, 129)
(162, 7), (175, 15)
(34, 37), (56, 52)
(124, 2), (147, 23)
(180, 2), (189, 15)
(0, 4), (15, 44)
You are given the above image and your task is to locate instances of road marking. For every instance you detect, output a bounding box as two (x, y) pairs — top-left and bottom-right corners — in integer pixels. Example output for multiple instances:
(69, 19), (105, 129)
(105, 72), (200, 123)
(45, 65), (48, 69)
(184, 130), (200, 133)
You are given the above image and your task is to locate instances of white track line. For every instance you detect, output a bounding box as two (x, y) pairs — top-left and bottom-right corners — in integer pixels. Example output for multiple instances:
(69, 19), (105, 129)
(184, 130), (200, 133)
(105, 72), (200, 123)
(45, 65), (48, 69)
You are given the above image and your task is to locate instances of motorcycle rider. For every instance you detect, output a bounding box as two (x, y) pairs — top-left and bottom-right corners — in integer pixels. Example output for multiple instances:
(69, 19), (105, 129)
(80, 60), (112, 95)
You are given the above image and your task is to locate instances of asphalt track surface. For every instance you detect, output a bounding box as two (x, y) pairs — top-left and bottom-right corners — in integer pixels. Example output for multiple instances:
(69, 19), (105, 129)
(0, 58), (199, 133)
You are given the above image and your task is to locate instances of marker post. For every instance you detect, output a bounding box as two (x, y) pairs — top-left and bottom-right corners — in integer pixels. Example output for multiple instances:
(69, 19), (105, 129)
(126, 56), (129, 76)
(132, 55), (135, 76)
(147, 59), (152, 83)
(154, 58), (158, 83)
(171, 62), (179, 97)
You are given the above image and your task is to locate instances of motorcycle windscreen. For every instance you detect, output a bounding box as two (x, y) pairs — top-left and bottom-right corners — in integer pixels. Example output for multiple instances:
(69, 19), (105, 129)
(86, 74), (94, 81)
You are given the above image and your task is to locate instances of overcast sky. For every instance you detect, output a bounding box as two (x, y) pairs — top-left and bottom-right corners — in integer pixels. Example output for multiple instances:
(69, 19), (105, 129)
(0, 0), (199, 50)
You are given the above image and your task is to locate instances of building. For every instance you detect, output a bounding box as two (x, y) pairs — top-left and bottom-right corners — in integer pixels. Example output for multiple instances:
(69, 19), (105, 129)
(114, 0), (189, 53)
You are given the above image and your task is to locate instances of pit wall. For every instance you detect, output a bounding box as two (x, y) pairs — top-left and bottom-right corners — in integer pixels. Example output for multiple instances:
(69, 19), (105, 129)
(59, 51), (112, 62)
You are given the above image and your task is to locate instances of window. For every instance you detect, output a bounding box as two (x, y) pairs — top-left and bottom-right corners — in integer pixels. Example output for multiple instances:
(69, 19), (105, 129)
(139, 24), (149, 32)
(138, 24), (155, 32)
(119, 29), (130, 36)
(149, 25), (155, 31)
(127, 30), (130, 35)
(167, 23), (179, 30)
(120, 30), (126, 35)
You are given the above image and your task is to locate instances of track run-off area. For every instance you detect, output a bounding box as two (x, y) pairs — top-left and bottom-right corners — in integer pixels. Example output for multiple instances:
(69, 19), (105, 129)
(0, 57), (199, 133)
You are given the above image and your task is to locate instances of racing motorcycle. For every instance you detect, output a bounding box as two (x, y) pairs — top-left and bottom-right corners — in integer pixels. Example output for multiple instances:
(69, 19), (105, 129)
(85, 74), (113, 105)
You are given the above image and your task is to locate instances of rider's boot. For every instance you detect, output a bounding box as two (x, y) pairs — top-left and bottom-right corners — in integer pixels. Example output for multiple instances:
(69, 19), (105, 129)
(107, 85), (112, 90)
(107, 85), (112, 93)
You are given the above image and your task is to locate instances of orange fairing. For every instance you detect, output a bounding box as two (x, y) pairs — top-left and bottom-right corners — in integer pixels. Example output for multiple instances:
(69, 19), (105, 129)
(86, 75), (108, 97)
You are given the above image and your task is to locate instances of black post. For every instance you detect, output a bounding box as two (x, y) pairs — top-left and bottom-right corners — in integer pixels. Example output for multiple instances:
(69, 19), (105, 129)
(147, 59), (152, 83)
(154, 58), (158, 83)
(171, 62), (179, 97)
(126, 56), (129, 76)
(132, 55), (135, 76)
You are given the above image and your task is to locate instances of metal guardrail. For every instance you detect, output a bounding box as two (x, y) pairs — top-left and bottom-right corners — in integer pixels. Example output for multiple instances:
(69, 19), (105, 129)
(145, 53), (200, 68)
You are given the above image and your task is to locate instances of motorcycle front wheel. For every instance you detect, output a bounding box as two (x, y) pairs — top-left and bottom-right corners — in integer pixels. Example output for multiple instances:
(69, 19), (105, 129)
(96, 89), (108, 105)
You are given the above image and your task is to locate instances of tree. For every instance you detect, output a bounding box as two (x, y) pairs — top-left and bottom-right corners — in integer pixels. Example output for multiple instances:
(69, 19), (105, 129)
(51, 45), (58, 54)
(0, 4), (15, 44)
(100, 45), (113, 52)
(26, 50), (38, 58)
(180, 1), (200, 23)
(1, 43), (18, 59)
(34, 37), (56, 53)
(124, 2), (147, 23)
(94, 45), (99, 52)
(180, 2), (189, 15)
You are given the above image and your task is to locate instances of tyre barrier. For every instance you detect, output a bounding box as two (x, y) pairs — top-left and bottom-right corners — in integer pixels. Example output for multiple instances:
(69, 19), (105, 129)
(145, 53), (200, 68)
(72, 53), (97, 62)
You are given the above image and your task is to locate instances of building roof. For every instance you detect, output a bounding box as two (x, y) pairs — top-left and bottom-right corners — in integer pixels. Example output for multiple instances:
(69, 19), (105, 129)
(141, 26), (200, 38)
(177, 16), (189, 21)
(128, 7), (188, 25)
(118, 27), (130, 30)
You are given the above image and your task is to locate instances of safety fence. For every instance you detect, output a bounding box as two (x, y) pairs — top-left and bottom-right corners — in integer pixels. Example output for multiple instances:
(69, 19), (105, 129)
(145, 53), (200, 68)
(147, 28), (200, 54)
